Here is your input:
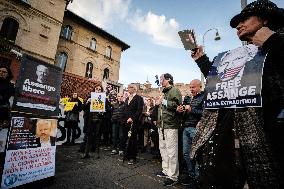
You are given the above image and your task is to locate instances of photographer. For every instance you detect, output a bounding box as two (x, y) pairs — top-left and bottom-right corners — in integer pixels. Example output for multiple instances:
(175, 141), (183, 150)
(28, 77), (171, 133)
(177, 79), (204, 186)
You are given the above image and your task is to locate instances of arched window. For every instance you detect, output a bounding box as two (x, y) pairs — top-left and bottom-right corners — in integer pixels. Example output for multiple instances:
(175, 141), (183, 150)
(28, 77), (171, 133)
(89, 38), (96, 51)
(85, 62), (93, 78)
(61, 25), (72, 40)
(103, 68), (109, 79)
(105, 46), (112, 59)
(56, 52), (68, 71)
(0, 18), (19, 42)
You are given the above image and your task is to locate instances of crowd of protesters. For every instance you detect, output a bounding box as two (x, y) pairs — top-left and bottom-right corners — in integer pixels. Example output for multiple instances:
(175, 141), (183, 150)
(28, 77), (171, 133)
(61, 1), (284, 188)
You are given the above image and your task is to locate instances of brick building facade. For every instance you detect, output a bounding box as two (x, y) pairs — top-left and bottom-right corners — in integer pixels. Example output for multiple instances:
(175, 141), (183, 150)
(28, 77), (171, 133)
(0, 0), (129, 99)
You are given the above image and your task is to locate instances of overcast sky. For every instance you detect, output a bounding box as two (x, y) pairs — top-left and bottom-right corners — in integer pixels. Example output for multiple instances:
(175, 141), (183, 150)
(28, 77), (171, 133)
(68, 0), (284, 86)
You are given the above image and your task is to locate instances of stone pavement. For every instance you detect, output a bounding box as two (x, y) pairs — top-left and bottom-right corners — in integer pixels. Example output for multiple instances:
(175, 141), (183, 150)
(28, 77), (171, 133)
(18, 144), (188, 189)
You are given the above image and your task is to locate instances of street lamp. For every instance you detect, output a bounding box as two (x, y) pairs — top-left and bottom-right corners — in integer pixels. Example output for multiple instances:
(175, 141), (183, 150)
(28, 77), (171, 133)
(202, 28), (221, 51)
(201, 28), (221, 89)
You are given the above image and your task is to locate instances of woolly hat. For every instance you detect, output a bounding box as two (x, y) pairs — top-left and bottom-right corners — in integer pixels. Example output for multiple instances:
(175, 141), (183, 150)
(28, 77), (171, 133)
(230, 0), (284, 31)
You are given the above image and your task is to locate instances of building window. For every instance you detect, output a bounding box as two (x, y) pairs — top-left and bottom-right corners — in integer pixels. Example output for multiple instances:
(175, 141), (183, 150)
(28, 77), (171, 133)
(89, 38), (96, 51)
(103, 68), (109, 79)
(85, 62), (93, 78)
(61, 25), (72, 40)
(0, 18), (19, 42)
(56, 52), (68, 71)
(105, 46), (112, 59)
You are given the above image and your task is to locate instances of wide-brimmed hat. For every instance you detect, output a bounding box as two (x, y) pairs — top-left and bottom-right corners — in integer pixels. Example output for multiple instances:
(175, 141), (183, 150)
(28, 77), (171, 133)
(230, 1), (284, 30)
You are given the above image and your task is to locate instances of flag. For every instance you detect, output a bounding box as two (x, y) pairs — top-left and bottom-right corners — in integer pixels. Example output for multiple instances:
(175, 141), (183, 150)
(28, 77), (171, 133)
(219, 65), (243, 80)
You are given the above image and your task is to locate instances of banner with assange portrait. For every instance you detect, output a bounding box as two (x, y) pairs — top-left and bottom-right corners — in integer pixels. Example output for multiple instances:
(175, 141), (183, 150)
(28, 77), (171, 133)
(205, 44), (265, 109)
(1, 117), (57, 188)
(12, 55), (62, 117)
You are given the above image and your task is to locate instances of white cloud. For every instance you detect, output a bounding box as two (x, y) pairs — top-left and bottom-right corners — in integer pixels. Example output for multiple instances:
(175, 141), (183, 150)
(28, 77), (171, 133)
(128, 11), (182, 48)
(68, 0), (131, 28)
(68, 1), (182, 48)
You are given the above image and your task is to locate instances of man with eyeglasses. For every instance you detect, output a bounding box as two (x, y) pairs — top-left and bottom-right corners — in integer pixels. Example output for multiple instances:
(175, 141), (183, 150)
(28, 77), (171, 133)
(122, 84), (144, 165)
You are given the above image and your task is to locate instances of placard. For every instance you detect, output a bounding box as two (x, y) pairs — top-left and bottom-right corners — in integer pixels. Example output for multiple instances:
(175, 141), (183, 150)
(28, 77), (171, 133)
(205, 44), (265, 109)
(1, 117), (57, 188)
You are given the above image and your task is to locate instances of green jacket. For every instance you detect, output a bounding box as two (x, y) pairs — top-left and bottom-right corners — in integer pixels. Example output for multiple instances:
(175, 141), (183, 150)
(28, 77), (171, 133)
(157, 85), (182, 129)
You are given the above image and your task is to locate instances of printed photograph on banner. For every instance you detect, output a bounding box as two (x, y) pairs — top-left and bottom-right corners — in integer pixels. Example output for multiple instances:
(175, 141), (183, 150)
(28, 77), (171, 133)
(6, 117), (57, 150)
(12, 54), (62, 117)
(90, 92), (106, 112)
(205, 44), (265, 109)
(1, 117), (57, 189)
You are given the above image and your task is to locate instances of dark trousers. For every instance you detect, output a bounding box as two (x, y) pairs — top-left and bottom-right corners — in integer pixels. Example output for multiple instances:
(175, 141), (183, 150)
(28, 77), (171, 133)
(112, 121), (123, 149)
(85, 120), (103, 156)
(123, 123), (138, 160)
(65, 121), (77, 143)
(118, 124), (128, 151)
(102, 119), (111, 145)
(149, 126), (159, 154)
(137, 126), (144, 149)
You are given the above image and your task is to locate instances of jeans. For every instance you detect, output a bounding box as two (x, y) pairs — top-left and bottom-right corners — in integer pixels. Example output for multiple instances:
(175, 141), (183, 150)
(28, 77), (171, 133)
(112, 121), (122, 149)
(183, 126), (198, 178)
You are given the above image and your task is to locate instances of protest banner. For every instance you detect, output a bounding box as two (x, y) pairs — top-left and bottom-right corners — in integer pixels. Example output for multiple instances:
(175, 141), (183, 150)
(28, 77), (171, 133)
(63, 102), (76, 112)
(1, 117), (57, 188)
(90, 92), (106, 112)
(60, 97), (69, 106)
(12, 55), (62, 118)
(205, 44), (265, 109)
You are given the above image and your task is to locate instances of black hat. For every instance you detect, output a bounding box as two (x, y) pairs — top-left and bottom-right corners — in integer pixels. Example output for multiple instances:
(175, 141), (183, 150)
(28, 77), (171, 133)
(230, 0), (284, 31)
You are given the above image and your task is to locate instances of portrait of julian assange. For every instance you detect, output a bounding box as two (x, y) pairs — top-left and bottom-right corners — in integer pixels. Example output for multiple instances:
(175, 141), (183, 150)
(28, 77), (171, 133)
(35, 119), (57, 147)
(36, 64), (49, 83)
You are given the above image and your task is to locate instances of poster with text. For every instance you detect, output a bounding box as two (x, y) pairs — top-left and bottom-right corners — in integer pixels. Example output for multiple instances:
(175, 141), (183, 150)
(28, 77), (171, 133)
(90, 92), (106, 112)
(205, 44), (265, 109)
(12, 55), (62, 117)
(1, 117), (57, 188)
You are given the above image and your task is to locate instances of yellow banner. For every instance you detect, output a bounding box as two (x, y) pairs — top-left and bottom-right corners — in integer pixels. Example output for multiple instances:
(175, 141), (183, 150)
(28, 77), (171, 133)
(61, 97), (69, 105)
(64, 102), (76, 111)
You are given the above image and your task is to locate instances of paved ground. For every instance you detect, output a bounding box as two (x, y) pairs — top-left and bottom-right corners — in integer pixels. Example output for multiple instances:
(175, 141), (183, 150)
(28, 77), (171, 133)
(17, 144), (188, 189)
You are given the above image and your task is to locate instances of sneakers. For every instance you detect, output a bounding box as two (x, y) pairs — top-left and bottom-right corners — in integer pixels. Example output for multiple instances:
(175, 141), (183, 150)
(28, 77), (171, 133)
(118, 151), (124, 156)
(163, 178), (178, 187)
(127, 159), (135, 165)
(111, 150), (118, 155)
(156, 171), (168, 178)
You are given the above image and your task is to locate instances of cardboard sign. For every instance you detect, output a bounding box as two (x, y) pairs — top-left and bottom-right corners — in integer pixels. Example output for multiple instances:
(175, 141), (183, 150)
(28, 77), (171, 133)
(64, 102), (76, 112)
(12, 55), (62, 118)
(1, 117), (57, 188)
(90, 92), (106, 112)
(205, 44), (265, 109)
